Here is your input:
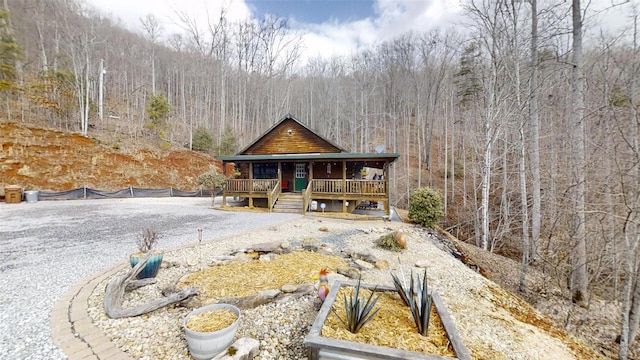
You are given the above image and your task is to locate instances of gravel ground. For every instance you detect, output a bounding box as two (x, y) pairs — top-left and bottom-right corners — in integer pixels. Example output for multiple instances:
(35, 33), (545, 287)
(0, 197), (300, 360)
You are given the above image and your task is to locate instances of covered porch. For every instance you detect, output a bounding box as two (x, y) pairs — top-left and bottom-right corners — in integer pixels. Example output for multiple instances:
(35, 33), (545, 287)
(219, 154), (398, 216)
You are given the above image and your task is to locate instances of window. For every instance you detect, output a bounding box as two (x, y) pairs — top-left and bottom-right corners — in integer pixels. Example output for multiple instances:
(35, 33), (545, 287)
(295, 163), (306, 179)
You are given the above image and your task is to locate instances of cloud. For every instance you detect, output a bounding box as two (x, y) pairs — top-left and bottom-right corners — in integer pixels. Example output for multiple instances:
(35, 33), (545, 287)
(85, 0), (463, 61)
(295, 0), (463, 61)
(87, 0), (252, 36)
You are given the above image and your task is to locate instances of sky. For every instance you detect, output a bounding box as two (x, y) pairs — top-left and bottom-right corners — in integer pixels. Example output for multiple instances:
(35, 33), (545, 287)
(85, 0), (634, 62)
(85, 0), (464, 60)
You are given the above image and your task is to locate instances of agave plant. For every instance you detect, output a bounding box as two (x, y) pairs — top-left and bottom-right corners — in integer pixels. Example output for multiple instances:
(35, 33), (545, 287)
(331, 276), (381, 334)
(391, 266), (433, 336)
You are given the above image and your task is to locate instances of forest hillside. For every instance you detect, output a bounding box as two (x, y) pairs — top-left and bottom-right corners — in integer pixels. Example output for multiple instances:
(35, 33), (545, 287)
(1, 0), (640, 358)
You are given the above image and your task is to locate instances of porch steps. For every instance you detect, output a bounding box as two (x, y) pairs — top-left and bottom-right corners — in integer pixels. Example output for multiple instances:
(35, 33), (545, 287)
(273, 193), (304, 213)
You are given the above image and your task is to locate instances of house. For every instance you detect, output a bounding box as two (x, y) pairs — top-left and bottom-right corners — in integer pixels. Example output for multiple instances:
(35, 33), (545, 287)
(217, 115), (400, 216)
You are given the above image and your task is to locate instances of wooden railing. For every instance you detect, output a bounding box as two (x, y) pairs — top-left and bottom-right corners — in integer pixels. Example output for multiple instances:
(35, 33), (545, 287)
(311, 179), (386, 195)
(226, 178), (386, 199)
(226, 179), (250, 192)
(302, 181), (313, 214)
(226, 179), (279, 193)
(267, 180), (281, 212)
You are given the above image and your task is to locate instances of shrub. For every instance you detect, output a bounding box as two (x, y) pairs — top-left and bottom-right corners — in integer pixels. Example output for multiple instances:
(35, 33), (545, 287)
(375, 231), (404, 252)
(408, 187), (444, 227)
(192, 127), (214, 152)
(136, 228), (160, 253)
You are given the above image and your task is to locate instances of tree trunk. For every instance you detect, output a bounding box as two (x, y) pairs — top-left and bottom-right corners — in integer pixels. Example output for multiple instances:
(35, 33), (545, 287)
(622, 15), (640, 358)
(529, 0), (542, 264)
(570, 0), (588, 306)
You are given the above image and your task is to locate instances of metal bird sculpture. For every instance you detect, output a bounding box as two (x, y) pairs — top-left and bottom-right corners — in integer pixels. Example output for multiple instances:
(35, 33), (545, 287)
(317, 268), (330, 302)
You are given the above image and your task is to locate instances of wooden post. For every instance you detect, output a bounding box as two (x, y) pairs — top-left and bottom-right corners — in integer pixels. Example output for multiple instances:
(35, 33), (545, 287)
(248, 161), (254, 208)
(385, 161), (391, 216)
(342, 160), (347, 213)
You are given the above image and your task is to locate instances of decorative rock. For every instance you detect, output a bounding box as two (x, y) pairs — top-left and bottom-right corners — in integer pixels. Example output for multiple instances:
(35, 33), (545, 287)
(161, 261), (179, 268)
(212, 337), (260, 360)
(344, 248), (377, 263)
(281, 284), (298, 293)
(251, 241), (282, 253)
(218, 289), (281, 309)
(276, 286), (315, 303)
(353, 259), (374, 270)
(336, 267), (360, 279)
(211, 255), (236, 266)
(395, 231), (407, 249)
(293, 284), (315, 294)
(259, 253), (278, 262)
(301, 237), (320, 251)
(415, 260), (429, 268)
(317, 247), (335, 255)
(375, 259), (389, 269)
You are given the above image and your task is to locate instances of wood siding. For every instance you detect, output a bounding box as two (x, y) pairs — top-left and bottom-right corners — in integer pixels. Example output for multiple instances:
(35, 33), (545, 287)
(242, 118), (342, 155)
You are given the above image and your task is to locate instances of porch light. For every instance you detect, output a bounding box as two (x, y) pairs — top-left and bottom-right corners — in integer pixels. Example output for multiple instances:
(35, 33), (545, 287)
(287, 129), (293, 135)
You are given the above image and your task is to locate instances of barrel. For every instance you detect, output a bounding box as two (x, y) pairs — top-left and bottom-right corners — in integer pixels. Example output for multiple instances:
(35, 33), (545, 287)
(25, 190), (39, 203)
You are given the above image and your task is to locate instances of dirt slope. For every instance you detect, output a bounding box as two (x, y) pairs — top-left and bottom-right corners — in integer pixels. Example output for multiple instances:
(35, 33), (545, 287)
(0, 122), (219, 195)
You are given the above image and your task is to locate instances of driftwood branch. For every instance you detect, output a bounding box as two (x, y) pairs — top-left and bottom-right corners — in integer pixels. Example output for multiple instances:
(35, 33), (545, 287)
(125, 278), (157, 291)
(104, 253), (199, 319)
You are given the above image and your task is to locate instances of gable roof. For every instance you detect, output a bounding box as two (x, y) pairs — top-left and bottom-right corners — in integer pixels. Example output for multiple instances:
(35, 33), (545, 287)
(236, 114), (347, 155)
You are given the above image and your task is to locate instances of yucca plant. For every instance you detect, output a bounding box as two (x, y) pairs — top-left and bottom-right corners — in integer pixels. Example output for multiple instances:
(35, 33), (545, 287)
(332, 276), (381, 334)
(391, 266), (433, 336)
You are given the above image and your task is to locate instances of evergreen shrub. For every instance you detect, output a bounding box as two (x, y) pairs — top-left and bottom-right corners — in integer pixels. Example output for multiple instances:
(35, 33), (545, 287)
(408, 187), (444, 227)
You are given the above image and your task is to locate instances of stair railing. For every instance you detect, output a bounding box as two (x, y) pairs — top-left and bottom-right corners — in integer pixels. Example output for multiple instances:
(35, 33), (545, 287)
(267, 180), (281, 212)
(302, 181), (313, 215)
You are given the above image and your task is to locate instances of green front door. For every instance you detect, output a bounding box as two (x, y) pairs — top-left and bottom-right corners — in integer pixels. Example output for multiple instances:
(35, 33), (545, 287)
(294, 163), (307, 191)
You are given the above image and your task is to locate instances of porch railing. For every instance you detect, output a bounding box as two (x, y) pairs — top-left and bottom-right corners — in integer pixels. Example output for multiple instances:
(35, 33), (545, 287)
(311, 179), (386, 195)
(226, 179), (279, 193)
(226, 178), (386, 197)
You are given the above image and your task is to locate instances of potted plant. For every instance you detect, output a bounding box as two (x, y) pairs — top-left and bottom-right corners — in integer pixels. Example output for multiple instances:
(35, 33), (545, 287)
(129, 228), (163, 279)
(184, 303), (241, 360)
(359, 167), (368, 177)
(230, 167), (241, 178)
(305, 277), (471, 360)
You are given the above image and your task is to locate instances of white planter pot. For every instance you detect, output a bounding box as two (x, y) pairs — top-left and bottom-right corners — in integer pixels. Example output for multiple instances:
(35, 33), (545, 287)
(183, 304), (241, 360)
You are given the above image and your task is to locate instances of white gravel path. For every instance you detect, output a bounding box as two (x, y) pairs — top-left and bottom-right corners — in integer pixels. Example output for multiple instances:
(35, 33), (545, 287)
(0, 197), (300, 360)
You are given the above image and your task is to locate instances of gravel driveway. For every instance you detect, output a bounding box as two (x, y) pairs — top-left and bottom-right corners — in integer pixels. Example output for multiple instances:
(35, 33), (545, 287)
(0, 197), (300, 360)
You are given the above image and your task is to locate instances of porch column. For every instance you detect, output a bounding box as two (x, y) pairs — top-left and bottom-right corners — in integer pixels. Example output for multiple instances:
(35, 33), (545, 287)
(278, 162), (282, 184)
(248, 161), (254, 208)
(342, 160), (347, 213)
(221, 160), (227, 207)
(385, 161), (390, 216)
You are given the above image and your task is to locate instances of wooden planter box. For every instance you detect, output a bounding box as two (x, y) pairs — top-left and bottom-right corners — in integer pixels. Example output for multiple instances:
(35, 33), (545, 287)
(304, 281), (471, 360)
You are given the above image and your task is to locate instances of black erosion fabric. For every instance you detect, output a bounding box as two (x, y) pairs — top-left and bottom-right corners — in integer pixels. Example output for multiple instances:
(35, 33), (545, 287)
(31, 187), (216, 200)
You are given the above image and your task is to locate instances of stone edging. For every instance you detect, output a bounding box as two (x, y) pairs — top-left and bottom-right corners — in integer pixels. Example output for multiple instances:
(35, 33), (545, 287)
(50, 262), (133, 360)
